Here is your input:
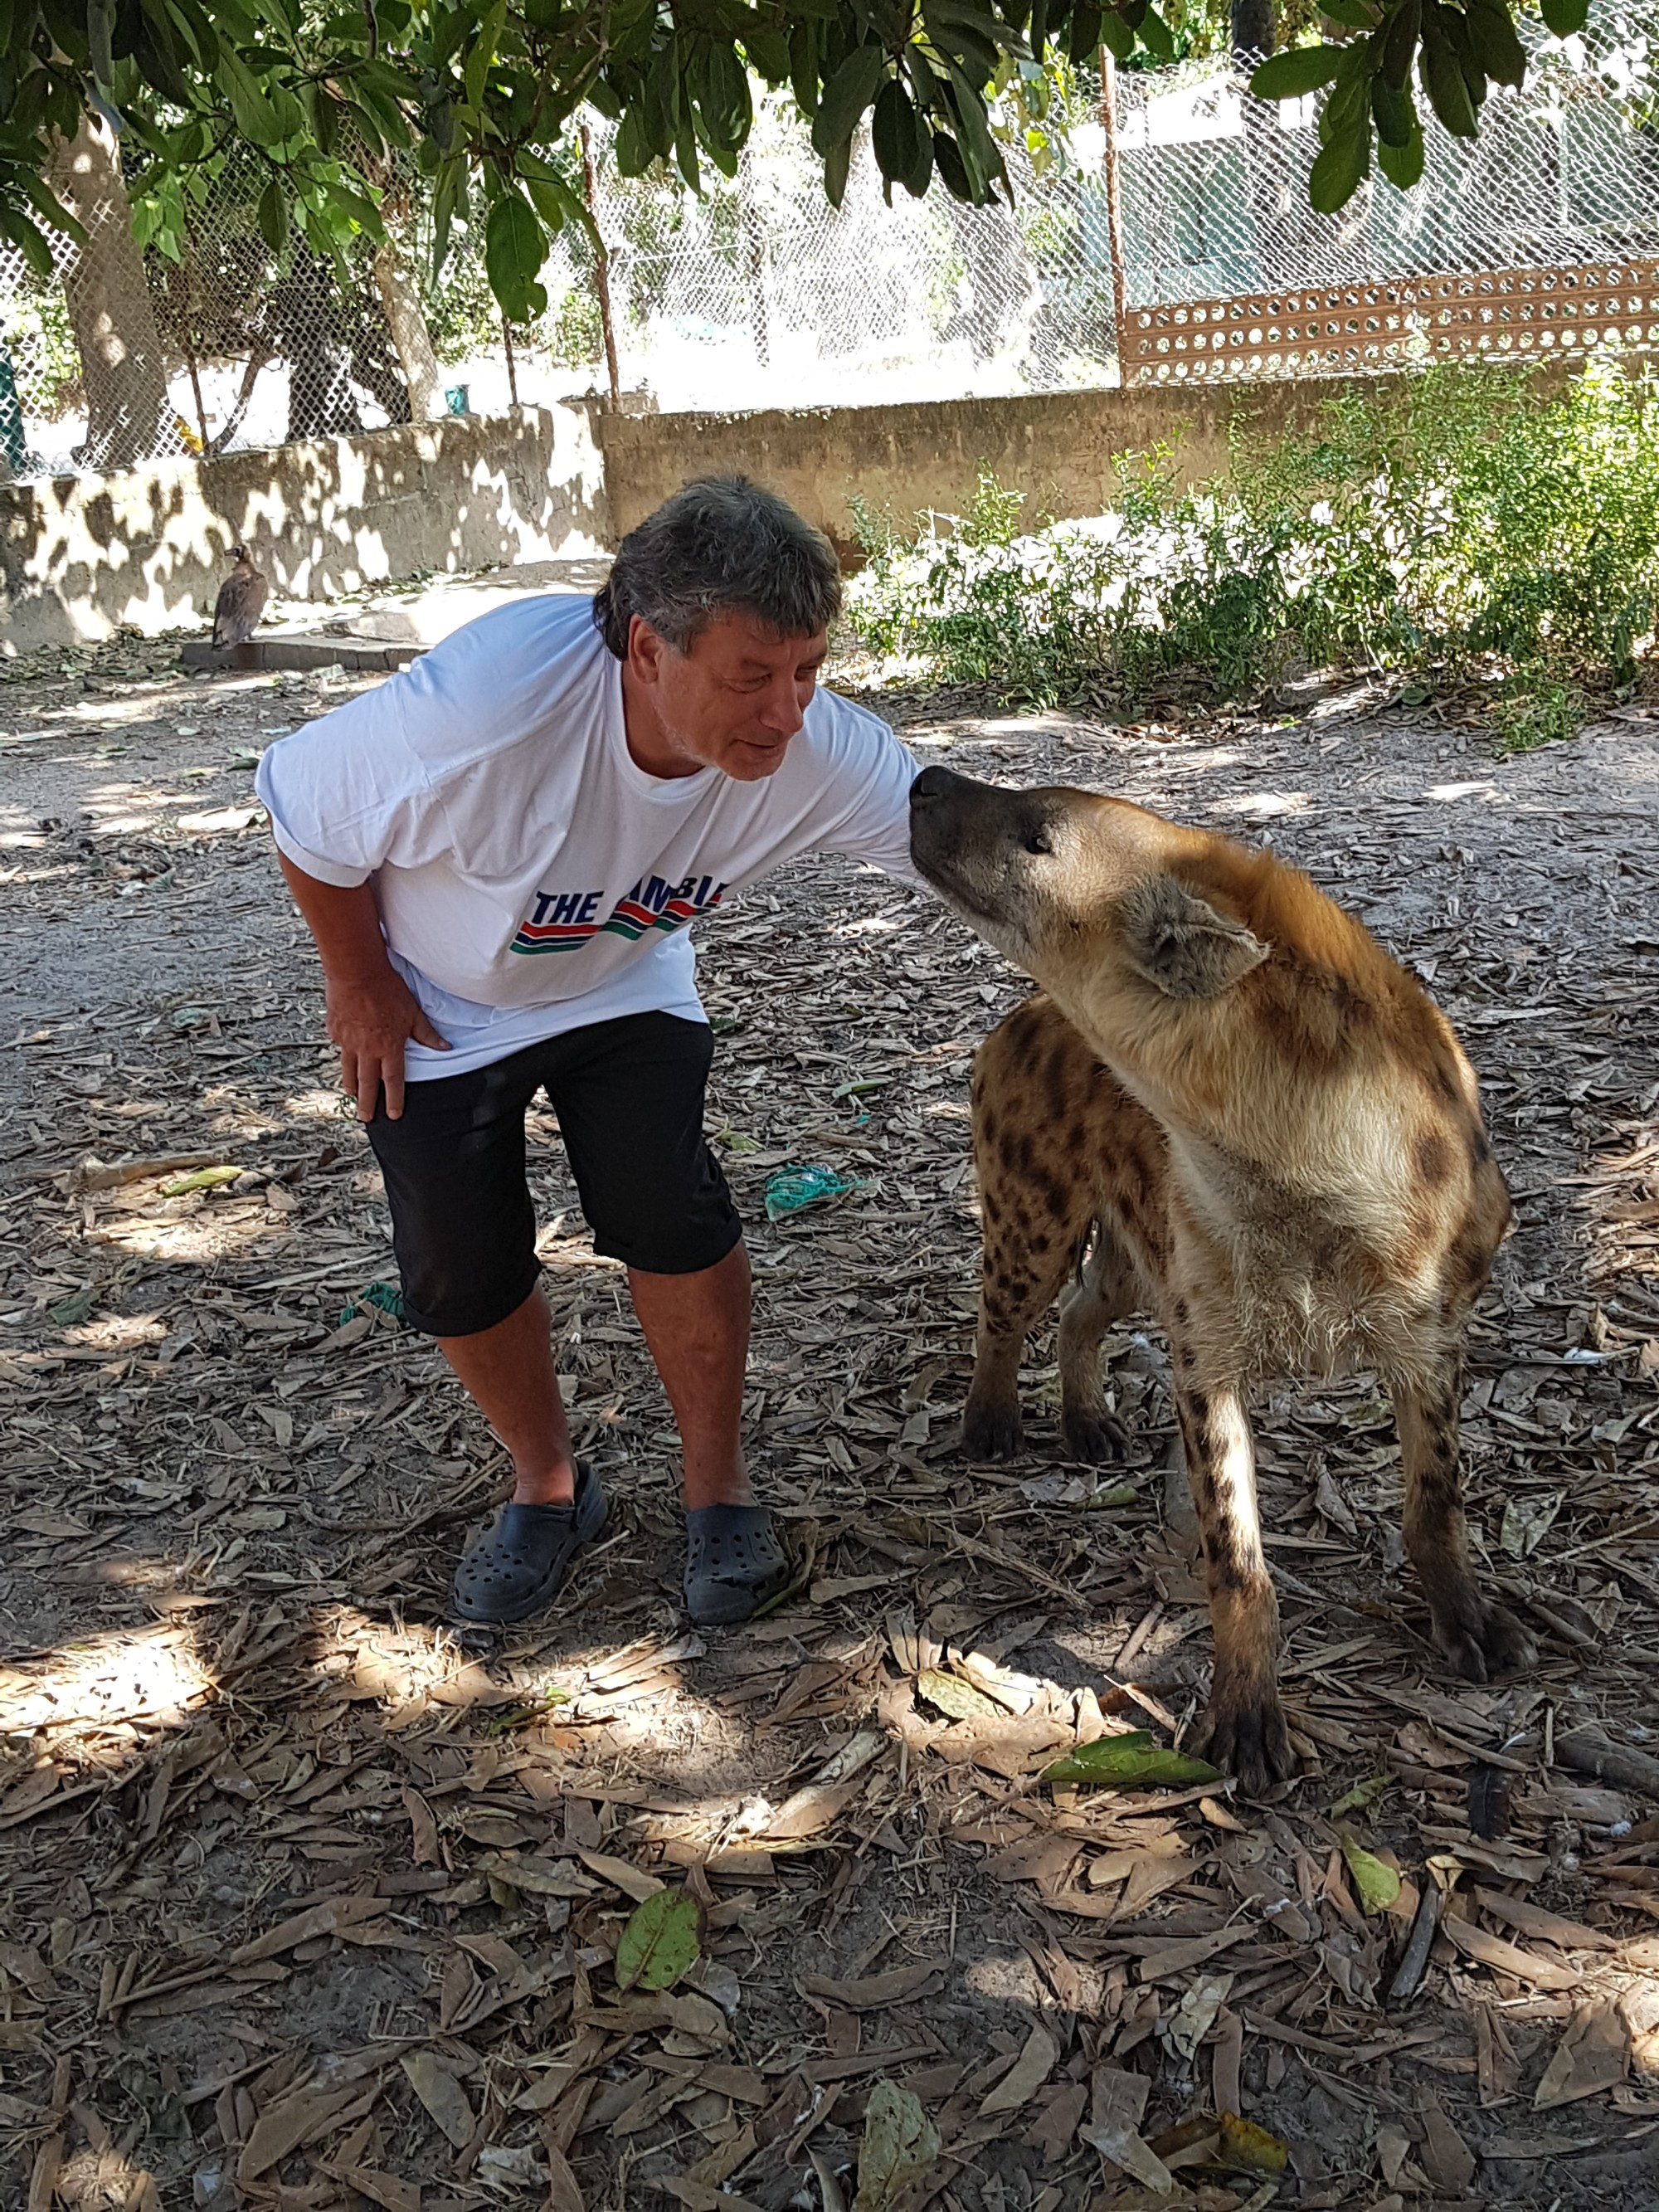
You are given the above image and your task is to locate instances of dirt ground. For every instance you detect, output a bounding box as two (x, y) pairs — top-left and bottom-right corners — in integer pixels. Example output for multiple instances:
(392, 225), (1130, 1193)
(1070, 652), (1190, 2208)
(2, 626), (1658, 2212)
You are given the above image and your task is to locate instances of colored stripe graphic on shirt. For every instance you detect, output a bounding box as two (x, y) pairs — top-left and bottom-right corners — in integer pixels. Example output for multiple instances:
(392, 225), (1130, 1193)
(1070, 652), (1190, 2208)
(509, 874), (728, 956)
(509, 887), (603, 954)
(601, 874), (727, 943)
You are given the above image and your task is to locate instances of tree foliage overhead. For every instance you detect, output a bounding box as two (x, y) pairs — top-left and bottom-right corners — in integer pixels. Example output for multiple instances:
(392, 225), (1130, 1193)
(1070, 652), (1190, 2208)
(1248, 0), (1591, 208)
(2, 0), (1590, 317)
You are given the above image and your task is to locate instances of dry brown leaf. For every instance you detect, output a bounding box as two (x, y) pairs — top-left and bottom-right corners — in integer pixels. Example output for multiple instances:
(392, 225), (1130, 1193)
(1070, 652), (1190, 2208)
(978, 2023), (1058, 2117)
(544, 2138), (586, 2212)
(1419, 2093), (1477, 2192)
(400, 2051), (476, 2147)
(229, 1892), (386, 1966)
(799, 1963), (943, 2011)
(1535, 2000), (1629, 2108)
(1442, 1915), (1582, 1991)
(236, 2083), (364, 2183)
(338, 2167), (421, 2212)
(577, 1849), (665, 1902)
(27, 2135), (61, 2212)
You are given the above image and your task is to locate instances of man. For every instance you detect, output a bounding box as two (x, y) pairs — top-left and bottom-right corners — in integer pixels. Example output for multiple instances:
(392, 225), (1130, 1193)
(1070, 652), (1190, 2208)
(257, 479), (922, 1630)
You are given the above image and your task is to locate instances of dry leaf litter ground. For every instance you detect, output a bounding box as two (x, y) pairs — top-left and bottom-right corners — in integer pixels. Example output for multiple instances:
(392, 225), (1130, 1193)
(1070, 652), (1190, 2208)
(2, 626), (1658, 2212)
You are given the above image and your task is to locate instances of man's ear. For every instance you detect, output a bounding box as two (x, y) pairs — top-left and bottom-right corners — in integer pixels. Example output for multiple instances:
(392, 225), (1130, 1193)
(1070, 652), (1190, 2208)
(627, 614), (668, 684)
(1121, 875), (1269, 999)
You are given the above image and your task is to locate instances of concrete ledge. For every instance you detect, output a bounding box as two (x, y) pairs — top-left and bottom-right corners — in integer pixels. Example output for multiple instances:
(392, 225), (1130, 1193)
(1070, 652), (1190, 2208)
(178, 636), (422, 674)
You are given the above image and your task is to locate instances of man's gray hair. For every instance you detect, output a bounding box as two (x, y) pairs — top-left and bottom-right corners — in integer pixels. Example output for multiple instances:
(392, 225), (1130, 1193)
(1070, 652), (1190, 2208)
(592, 476), (841, 659)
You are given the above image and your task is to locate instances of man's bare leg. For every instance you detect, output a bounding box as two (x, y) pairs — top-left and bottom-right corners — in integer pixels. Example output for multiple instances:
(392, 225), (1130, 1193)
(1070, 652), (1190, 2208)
(437, 1284), (577, 1506)
(435, 1244), (754, 1513)
(628, 1241), (755, 1512)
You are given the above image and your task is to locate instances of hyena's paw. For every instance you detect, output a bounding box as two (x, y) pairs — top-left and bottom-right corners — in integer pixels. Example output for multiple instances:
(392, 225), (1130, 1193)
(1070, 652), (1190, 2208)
(1060, 1406), (1129, 1464)
(961, 1391), (1024, 1461)
(1430, 1583), (1536, 1683)
(1193, 1683), (1297, 1800)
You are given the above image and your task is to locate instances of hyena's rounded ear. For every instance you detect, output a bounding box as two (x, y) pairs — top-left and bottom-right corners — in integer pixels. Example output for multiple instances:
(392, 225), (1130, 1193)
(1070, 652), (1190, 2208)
(1122, 876), (1270, 999)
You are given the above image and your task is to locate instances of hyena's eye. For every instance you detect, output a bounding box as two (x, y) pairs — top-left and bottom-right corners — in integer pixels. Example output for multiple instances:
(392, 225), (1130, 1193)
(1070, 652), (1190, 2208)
(1023, 828), (1053, 856)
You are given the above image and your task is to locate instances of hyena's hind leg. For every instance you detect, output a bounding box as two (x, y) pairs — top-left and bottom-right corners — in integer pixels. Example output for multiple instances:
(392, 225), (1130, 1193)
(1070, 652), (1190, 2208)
(962, 1137), (1101, 1463)
(1389, 1362), (1535, 1681)
(1056, 1226), (1138, 1462)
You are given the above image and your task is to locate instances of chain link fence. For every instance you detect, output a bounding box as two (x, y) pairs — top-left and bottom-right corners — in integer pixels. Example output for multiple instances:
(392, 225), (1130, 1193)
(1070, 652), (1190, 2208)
(2, 11), (1656, 480)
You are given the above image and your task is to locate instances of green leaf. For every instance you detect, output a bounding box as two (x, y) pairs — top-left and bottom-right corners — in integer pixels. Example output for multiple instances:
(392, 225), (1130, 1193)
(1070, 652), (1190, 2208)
(823, 129), (854, 205)
(1067, 0), (1102, 63)
(813, 39), (885, 155)
(159, 1164), (242, 1196)
(1137, 5), (1175, 57)
(1329, 1772), (1392, 1819)
(1465, 0), (1526, 83)
(1419, 19), (1479, 133)
(614, 1888), (703, 1992)
(943, 63), (1003, 197)
(694, 37), (752, 152)
(1308, 113), (1370, 207)
(1250, 43), (1344, 97)
(923, 0), (1005, 76)
(1320, 0), (1376, 23)
(523, 173), (567, 233)
(931, 125), (971, 197)
(854, 2082), (940, 2212)
(48, 1284), (98, 1327)
(1539, 0), (1587, 32)
(1099, 9), (1136, 58)
(1039, 1729), (1224, 1789)
(256, 173), (288, 250)
(614, 103), (653, 175)
(871, 74), (919, 183)
(1383, 0), (1422, 83)
(1378, 114), (1424, 183)
(0, 201), (58, 279)
(1370, 74), (1415, 143)
(742, 23), (791, 80)
(1340, 1836), (1403, 1914)
(215, 43), (282, 142)
(484, 188), (547, 324)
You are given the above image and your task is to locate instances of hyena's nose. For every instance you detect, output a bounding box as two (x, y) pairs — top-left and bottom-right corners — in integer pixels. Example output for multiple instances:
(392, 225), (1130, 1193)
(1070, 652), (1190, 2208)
(910, 766), (961, 806)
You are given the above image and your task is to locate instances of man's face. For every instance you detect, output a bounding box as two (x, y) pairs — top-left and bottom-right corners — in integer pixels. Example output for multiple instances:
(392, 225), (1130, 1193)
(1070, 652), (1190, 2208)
(625, 611), (829, 782)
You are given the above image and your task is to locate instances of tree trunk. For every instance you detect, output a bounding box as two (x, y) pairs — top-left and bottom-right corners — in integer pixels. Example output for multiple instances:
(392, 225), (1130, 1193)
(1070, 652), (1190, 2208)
(373, 239), (445, 420)
(1231, 0), (1274, 59)
(46, 111), (172, 470)
(1231, 0), (1287, 290)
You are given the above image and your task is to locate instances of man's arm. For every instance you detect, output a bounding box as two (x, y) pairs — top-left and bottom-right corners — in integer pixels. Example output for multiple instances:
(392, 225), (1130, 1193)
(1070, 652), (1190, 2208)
(279, 855), (450, 1122)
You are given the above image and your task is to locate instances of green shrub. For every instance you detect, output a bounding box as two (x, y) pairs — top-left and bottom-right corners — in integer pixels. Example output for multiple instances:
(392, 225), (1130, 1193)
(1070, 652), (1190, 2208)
(843, 357), (1659, 740)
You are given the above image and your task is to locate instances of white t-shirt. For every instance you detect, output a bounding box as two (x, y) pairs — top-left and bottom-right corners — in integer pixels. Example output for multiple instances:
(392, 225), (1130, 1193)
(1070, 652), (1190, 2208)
(255, 592), (923, 1079)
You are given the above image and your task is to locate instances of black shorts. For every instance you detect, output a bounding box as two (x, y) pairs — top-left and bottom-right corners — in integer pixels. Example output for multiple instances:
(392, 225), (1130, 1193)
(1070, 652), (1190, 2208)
(365, 1011), (742, 1336)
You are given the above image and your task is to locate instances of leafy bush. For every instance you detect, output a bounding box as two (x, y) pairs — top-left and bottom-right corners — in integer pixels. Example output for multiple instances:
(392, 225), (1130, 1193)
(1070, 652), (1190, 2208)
(843, 358), (1659, 743)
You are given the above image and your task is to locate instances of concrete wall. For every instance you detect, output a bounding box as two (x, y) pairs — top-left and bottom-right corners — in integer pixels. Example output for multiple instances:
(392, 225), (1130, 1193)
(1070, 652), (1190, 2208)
(2, 368), (1541, 650)
(596, 376), (1414, 556)
(0, 404), (610, 653)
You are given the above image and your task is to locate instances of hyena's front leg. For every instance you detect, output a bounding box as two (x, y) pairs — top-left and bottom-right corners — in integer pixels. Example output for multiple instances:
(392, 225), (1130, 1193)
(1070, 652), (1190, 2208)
(1174, 1370), (1295, 1795)
(1390, 1363), (1535, 1681)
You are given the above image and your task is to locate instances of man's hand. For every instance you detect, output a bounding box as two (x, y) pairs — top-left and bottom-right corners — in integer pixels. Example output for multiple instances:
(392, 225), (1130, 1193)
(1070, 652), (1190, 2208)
(327, 969), (450, 1122)
(276, 855), (450, 1121)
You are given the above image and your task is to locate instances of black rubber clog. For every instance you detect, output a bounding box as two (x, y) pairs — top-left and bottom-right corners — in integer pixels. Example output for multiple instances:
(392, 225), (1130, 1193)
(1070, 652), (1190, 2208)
(684, 1503), (791, 1627)
(452, 1460), (608, 1625)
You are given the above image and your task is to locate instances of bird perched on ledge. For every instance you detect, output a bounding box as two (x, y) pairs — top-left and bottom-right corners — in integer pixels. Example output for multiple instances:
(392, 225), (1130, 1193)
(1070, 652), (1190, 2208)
(212, 544), (270, 649)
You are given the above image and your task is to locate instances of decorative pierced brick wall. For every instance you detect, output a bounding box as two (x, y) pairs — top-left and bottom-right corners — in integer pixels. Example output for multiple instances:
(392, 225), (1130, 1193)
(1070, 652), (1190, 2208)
(1121, 261), (1659, 386)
